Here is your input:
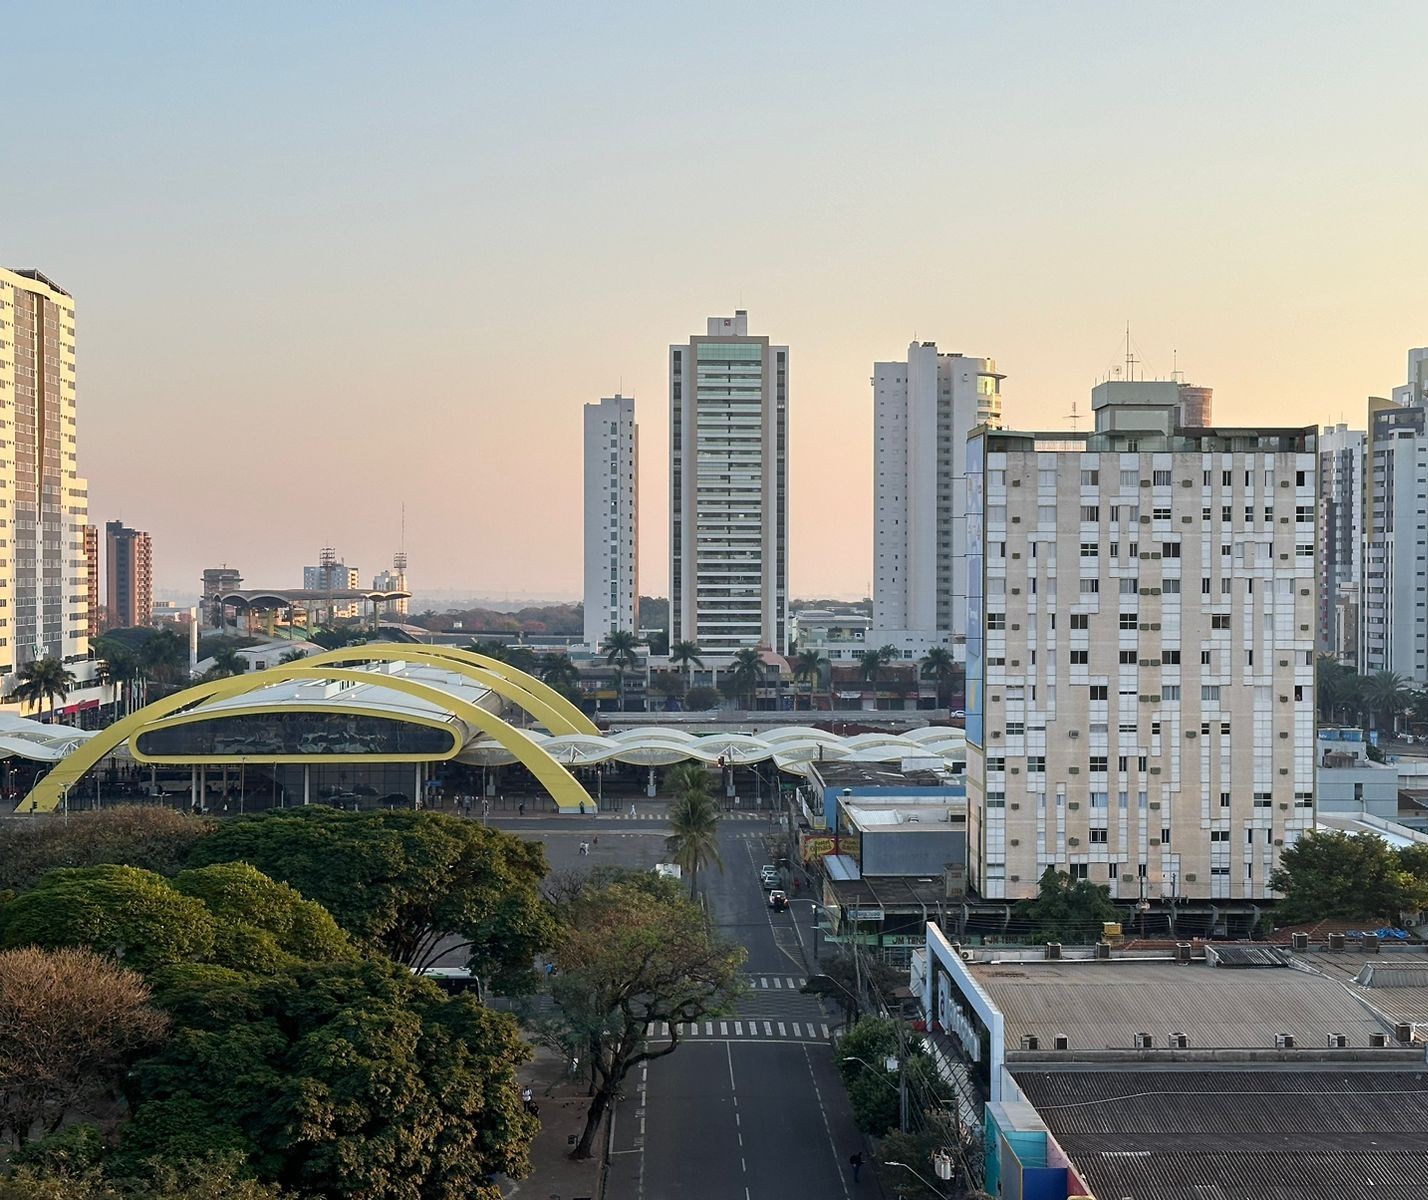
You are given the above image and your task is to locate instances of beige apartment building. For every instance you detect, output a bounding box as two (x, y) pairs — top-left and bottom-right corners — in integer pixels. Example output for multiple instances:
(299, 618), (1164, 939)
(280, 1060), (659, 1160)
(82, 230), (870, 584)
(965, 381), (1317, 904)
(0, 268), (91, 672)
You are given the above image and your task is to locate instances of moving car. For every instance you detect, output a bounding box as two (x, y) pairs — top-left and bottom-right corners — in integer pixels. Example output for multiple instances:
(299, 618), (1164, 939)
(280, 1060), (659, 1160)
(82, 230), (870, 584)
(768, 889), (789, 911)
(759, 865), (781, 889)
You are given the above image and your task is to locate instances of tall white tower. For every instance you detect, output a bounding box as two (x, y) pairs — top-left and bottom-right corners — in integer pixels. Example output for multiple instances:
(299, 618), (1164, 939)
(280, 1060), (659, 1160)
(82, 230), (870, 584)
(0, 268), (90, 670)
(669, 312), (788, 654)
(872, 342), (1003, 661)
(584, 394), (639, 649)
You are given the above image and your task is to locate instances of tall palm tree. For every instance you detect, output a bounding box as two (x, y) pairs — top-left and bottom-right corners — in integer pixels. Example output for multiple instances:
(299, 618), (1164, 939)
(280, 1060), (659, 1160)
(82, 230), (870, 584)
(793, 648), (828, 711)
(539, 652), (581, 691)
(1315, 654), (1349, 724)
(1363, 670), (1413, 737)
(601, 630), (643, 710)
(669, 640), (703, 685)
(665, 763), (723, 898)
(14, 657), (77, 724)
(919, 646), (961, 709)
(139, 627), (189, 693)
(94, 638), (140, 717)
(728, 648), (764, 710)
(465, 640), (510, 663)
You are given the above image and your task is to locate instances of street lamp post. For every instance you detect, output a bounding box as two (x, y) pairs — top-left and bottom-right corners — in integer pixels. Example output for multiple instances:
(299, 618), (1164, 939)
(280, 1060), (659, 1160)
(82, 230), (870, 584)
(884, 1160), (953, 1200)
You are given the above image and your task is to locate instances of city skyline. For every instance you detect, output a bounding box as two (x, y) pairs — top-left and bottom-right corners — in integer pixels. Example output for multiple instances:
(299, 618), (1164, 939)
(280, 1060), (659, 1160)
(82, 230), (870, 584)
(6, 3), (1428, 597)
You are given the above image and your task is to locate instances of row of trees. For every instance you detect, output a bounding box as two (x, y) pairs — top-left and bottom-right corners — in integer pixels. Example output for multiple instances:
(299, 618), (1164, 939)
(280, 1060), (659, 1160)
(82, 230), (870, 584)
(1317, 657), (1428, 738)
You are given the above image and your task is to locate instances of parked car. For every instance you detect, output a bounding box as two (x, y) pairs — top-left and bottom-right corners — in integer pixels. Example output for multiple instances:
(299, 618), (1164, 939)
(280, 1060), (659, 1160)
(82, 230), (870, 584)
(759, 865), (781, 889)
(768, 889), (789, 911)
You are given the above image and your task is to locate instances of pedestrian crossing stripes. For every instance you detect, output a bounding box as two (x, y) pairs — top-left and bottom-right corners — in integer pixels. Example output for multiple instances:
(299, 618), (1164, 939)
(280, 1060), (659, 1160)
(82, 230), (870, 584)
(746, 974), (807, 990)
(611, 810), (773, 821)
(644, 1019), (832, 1043)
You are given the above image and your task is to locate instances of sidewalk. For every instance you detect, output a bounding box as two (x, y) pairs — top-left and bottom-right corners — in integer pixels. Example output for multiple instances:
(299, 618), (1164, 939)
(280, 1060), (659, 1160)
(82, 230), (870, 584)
(505, 1045), (602, 1200)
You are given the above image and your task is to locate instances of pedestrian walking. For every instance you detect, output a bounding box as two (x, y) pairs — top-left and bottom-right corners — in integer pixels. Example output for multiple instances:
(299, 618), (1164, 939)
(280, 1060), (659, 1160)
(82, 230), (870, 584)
(578, 841), (589, 856)
(849, 1151), (864, 1182)
(628, 802), (637, 817)
(579, 800), (587, 815)
(518, 801), (525, 816)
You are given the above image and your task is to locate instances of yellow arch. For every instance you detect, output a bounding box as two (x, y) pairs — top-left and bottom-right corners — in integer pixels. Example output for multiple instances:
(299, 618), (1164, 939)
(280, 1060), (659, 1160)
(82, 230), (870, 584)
(17, 664), (596, 815)
(302, 643), (599, 736)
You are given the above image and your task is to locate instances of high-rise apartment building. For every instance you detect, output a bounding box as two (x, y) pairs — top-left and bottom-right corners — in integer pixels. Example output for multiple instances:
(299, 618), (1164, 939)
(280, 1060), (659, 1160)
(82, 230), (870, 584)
(0, 269), (91, 669)
(583, 394), (638, 649)
(1362, 358), (1428, 681)
(105, 520), (153, 628)
(965, 381), (1317, 904)
(871, 342), (1003, 661)
(670, 311), (787, 653)
(83, 524), (101, 638)
(1318, 423), (1365, 665)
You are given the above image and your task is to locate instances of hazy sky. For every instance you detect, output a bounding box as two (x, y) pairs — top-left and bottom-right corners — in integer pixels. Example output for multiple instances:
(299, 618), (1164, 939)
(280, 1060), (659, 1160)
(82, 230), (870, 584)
(6, 3), (1427, 600)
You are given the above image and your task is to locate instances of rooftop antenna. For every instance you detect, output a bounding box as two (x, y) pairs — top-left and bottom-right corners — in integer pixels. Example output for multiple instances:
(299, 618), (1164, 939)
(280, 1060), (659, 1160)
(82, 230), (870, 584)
(1124, 321), (1139, 383)
(1171, 347), (1181, 384)
(394, 505), (407, 573)
(1067, 399), (1081, 432)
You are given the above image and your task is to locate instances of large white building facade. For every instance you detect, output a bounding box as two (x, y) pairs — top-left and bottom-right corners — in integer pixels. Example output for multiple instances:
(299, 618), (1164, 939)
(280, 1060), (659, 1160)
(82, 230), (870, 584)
(1317, 423), (1365, 665)
(965, 381), (1317, 904)
(0, 269), (91, 674)
(872, 343), (1003, 662)
(669, 311), (787, 654)
(583, 394), (639, 649)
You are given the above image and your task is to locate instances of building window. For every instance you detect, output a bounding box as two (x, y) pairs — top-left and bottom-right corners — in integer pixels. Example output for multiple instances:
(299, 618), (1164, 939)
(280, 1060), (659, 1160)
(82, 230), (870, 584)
(1090, 756), (1109, 772)
(1153, 470), (1172, 486)
(1162, 650), (1180, 665)
(1071, 613), (1090, 630)
(1162, 685), (1181, 700)
(1071, 650), (1089, 665)
(1079, 579), (1099, 595)
(1090, 828), (1109, 843)
(1081, 469), (1100, 486)
(1027, 756), (1046, 773)
(1119, 612), (1138, 630)
(1090, 685), (1108, 700)
(1080, 505), (1100, 522)
(1081, 542), (1099, 557)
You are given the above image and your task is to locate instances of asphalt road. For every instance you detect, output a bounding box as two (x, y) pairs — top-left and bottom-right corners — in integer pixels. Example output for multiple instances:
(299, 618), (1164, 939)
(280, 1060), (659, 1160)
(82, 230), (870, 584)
(606, 819), (867, 1200)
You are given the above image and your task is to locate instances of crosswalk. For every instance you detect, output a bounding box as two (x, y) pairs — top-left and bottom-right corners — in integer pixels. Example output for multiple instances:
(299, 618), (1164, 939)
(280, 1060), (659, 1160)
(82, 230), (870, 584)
(644, 1017), (833, 1043)
(746, 974), (805, 990)
(610, 810), (774, 821)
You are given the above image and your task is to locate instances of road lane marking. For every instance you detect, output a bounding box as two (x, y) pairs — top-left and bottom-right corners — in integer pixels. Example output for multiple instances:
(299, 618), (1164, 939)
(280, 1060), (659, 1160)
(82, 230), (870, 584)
(763, 1021), (772, 1036)
(774, 977), (783, 988)
(706, 1021), (713, 1035)
(802, 1042), (853, 1200)
(735, 1021), (743, 1035)
(778, 1022), (787, 1036)
(792, 1022), (803, 1037)
(721, 1021), (728, 1035)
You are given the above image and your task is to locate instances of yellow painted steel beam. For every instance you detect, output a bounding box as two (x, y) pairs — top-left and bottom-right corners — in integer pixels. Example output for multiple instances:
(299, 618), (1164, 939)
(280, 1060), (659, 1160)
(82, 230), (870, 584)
(17, 664), (595, 815)
(301, 643), (599, 736)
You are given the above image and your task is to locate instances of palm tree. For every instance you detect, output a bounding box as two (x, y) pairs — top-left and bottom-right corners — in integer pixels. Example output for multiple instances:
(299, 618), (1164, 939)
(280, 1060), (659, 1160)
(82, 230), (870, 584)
(538, 652), (580, 691)
(94, 638), (140, 717)
(14, 657), (77, 723)
(1363, 670), (1413, 738)
(279, 649), (307, 664)
(1316, 654), (1349, 724)
(465, 640), (510, 663)
(210, 645), (249, 677)
(139, 627), (189, 692)
(793, 648), (828, 711)
(601, 630), (644, 711)
(669, 640), (704, 685)
(855, 645), (899, 710)
(920, 646), (962, 709)
(728, 648), (764, 710)
(665, 763), (723, 898)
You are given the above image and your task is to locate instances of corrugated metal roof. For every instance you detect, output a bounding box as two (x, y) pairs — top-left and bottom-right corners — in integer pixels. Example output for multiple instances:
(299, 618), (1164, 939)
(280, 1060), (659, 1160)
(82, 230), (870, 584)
(1016, 1070), (1428, 1200)
(974, 960), (1389, 1049)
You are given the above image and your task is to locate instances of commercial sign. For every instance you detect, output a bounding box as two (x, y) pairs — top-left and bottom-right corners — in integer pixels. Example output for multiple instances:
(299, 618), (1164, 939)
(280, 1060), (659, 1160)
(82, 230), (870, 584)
(845, 907), (885, 923)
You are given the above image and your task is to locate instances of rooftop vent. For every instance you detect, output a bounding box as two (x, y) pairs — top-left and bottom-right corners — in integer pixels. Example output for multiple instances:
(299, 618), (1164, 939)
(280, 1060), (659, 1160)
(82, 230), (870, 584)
(1396, 1022), (1414, 1044)
(1053, 1034), (1069, 1051)
(1168, 1032), (1188, 1049)
(1291, 932), (1309, 952)
(1175, 942), (1192, 964)
(1133, 1032), (1153, 1049)
(1362, 933), (1381, 953)
(1020, 1034), (1039, 1050)
(1045, 943), (1062, 960)
(1329, 933), (1346, 950)
(1327, 1034), (1348, 1049)
(1274, 1034), (1296, 1049)
(1370, 1032), (1390, 1048)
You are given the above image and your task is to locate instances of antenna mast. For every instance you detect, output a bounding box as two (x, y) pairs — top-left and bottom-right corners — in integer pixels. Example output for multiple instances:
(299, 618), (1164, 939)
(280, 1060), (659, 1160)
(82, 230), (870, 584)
(1124, 321), (1139, 383)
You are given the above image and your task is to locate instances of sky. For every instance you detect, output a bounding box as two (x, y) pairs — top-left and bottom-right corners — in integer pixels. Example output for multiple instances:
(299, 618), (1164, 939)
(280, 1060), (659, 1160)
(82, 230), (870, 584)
(5, 3), (1428, 601)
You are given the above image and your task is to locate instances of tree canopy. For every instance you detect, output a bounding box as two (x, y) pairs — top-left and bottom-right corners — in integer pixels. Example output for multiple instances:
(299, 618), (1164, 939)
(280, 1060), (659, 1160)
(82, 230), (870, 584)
(1012, 867), (1121, 944)
(120, 958), (533, 1199)
(1269, 829), (1428, 924)
(537, 871), (745, 1158)
(0, 863), (353, 975)
(0, 947), (169, 1147)
(0, 806), (216, 894)
(185, 808), (553, 990)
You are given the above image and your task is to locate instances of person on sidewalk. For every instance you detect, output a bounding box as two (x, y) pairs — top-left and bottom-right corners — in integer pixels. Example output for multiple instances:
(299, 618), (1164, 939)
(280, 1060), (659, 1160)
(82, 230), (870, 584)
(849, 1151), (865, 1182)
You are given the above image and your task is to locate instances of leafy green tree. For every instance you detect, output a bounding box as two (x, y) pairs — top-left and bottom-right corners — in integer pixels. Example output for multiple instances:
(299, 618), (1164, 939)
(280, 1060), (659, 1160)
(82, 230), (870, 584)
(185, 808), (553, 989)
(665, 765), (722, 898)
(0, 948), (169, 1147)
(13, 658), (77, 723)
(307, 625), (371, 652)
(121, 958), (535, 1199)
(600, 630), (643, 710)
(0, 807), (215, 894)
(0, 866), (217, 972)
(644, 629), (670, 657)
(1012, 867), (1122, 944)
(277, 649), (306, 664)
(170, 863), (356, 973)
(684, 684), (720, 710)
(541, 876), (745, 1158)
(1269, 829), (1428, 923)
(835, 1016), (934, 1136)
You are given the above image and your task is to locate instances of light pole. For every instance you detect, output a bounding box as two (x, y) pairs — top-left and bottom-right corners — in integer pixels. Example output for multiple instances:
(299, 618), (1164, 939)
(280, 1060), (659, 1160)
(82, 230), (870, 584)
(884, 1160), (952, 1200)
(843, 1055), (907, 1134)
